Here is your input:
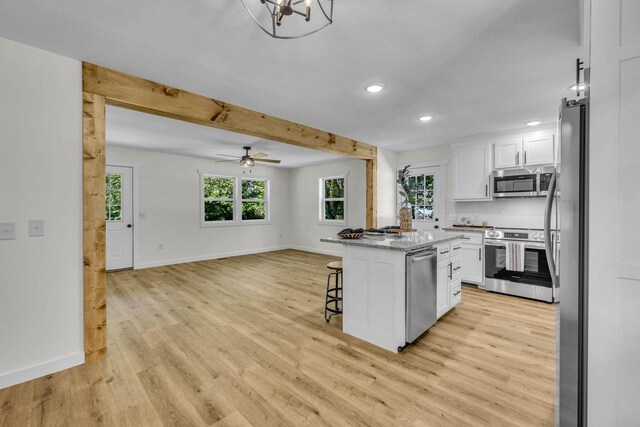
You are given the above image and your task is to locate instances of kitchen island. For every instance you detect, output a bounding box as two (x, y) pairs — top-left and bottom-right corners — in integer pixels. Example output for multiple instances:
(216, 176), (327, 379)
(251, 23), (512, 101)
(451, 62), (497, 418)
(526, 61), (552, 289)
(322, 231), (463, 352)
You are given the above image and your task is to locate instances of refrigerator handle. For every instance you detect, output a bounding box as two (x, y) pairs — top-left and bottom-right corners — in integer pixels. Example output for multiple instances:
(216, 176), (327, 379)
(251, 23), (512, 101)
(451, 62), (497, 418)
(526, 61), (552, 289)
(544, 171), (557, 289)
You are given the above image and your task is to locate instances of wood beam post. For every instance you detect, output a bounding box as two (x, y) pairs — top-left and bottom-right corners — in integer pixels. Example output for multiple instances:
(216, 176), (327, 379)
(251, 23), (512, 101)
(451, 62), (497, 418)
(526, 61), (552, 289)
(366, 156), (377, 229)
(81, 63), (378, 360)
(83, 92), (107, 361)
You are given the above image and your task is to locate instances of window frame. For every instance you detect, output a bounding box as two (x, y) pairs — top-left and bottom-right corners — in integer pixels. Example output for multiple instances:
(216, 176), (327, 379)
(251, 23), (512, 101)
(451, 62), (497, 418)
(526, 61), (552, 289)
(199, 172), (271, 227)
(318, 174), (348, 226)
(240, 177), (270, 223)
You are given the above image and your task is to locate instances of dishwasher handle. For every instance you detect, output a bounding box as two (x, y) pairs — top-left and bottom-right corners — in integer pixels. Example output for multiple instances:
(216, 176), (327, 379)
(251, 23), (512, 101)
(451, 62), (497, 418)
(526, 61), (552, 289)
(410, 253), (436, 263)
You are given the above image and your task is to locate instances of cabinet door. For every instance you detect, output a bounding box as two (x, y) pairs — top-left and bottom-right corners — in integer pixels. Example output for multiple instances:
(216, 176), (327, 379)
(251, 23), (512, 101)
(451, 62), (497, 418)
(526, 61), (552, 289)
(461, 244), (484, 285)
(523, 135), (555, 166)
(494, 139), (522, 169)
(453, 145), (492, 200)
(436, 262), (450, 319)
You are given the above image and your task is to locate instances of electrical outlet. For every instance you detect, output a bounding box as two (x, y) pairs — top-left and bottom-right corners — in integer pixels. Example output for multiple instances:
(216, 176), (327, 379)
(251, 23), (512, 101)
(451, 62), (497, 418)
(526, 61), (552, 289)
(0, 222), (16, 240)
(139, 212), (146, 219)
(158, 243), (163, 250)
(29, 220), (45, 237)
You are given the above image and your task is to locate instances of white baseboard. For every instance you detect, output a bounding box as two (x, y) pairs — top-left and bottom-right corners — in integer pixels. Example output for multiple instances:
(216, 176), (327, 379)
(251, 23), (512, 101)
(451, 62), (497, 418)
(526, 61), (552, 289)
(136, 245), (291, 269)
(0, 352), (84, 390)
(135, 245), (342, 269)
(288, 245), (342, 257)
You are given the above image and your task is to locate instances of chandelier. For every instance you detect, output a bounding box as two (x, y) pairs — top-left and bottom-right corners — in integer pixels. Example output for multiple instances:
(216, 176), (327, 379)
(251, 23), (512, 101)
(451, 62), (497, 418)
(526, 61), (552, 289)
(240, 0), (334, 39)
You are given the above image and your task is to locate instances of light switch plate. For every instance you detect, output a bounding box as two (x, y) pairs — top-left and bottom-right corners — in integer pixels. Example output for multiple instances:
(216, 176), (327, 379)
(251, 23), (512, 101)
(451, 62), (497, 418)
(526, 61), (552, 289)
(0, 222), (16, 240)
(29, 220), (45, 237)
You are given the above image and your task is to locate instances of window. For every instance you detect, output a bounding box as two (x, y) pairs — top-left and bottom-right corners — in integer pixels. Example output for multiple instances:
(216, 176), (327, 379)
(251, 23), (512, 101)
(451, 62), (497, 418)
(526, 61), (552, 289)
(105, 172), (122, 221)
(200, 173), (271, 226)
(241, 178), (268, 221)
(202, 175), (235, 223)
(407, 173), (435, 220)
(319, 175), (346, 224)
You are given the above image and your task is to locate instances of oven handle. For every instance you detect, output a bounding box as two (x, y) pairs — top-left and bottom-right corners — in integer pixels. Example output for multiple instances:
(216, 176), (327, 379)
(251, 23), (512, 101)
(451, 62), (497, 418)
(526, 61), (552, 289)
(484, 239), (547, 250)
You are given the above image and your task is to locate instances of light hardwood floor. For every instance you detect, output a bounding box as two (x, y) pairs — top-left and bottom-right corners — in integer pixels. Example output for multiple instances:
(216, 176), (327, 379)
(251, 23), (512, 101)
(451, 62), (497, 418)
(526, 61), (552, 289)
(0, 250), (556, 426)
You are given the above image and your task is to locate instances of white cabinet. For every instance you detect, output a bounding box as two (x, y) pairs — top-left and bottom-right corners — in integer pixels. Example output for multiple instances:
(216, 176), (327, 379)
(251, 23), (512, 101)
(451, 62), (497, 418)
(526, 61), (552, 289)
(494, 139), (523, 169)
(461, 244), (484, 285)
(453, 145), (492, 201)
(436, 240), (462, 318)
(436, 244), (451, 318)
(493, 134), (556, 170)
(523, 135), (555, 166)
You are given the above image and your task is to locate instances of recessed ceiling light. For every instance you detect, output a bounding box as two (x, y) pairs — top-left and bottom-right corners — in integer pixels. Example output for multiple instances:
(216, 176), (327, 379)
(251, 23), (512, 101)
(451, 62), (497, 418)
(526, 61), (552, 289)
(569, 84), (587, 91)
(526, 120), (542, 127)
(365, 83), (385, 93)
(418, 116), (433, 122)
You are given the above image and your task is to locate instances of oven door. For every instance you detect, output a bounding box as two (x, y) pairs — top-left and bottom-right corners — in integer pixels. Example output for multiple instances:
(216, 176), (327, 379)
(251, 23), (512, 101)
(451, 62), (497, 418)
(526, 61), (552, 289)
(484, 239), (554, 301)
(492, 171), (539, 198)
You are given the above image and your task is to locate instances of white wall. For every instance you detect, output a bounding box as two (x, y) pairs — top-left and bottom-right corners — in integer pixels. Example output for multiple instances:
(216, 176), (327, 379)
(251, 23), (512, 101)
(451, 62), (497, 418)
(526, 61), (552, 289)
(107, 146), (291, 267)
(289, 159), (366, 255)
(588, 0), (640, 424)
(0, 37), (84, 388)
(395, 125), (557, 229)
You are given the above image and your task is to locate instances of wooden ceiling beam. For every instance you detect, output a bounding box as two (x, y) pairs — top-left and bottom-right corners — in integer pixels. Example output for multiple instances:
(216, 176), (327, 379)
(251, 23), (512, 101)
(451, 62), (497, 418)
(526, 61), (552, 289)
(82, 62), (377, 160)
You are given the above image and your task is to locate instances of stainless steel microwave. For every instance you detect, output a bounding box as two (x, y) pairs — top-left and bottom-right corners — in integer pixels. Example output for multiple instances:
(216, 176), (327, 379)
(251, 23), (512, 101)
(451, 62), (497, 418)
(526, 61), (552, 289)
(492, 166), (556, 198)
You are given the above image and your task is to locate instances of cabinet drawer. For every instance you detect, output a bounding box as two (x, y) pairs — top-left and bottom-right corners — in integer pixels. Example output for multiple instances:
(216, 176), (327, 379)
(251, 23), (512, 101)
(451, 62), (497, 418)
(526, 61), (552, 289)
(450, 280), (462, 307)
(449, 258), (462, 283)
(450, 241), (463, 258)
(437, 244), (451, 264)
(459, 233), (483, 245)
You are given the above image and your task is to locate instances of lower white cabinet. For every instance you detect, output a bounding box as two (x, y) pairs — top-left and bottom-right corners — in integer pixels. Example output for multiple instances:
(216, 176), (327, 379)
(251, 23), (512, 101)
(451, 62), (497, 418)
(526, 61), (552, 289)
(461, 243), (484, 285)
(436, 240), (462, 318)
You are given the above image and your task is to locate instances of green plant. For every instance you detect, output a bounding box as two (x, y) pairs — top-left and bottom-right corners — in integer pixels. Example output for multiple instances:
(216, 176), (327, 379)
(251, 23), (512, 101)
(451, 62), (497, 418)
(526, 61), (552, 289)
(397, 165), (414, 207)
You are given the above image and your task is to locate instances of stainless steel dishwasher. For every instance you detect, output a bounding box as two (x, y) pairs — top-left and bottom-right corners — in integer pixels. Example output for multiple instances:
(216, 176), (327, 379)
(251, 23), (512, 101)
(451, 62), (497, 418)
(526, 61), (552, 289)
(405, 249), (438, 345)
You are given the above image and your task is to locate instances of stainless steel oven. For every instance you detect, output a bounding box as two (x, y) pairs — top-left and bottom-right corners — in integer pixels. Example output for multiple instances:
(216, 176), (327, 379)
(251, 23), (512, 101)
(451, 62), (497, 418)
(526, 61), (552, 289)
(492, 166), (556, 198)
(484, 228), (557, 302)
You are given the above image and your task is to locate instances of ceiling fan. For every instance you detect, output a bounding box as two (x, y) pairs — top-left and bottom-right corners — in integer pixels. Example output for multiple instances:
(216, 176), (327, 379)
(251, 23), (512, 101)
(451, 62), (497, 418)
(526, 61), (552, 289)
(215, 146), (282, 167)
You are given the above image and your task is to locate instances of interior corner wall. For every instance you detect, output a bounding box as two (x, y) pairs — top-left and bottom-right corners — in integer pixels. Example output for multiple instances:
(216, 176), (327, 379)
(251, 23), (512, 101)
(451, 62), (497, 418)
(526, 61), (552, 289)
(0, 37), (84, 389)
(106, 146), (291, 267)
(289, 159), (366, 255)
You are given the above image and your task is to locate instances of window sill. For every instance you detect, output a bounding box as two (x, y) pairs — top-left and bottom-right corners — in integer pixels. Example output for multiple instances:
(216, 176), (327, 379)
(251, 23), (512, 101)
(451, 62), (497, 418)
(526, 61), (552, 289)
(317, 220), (347, 226)
(201, 220), (272, 228)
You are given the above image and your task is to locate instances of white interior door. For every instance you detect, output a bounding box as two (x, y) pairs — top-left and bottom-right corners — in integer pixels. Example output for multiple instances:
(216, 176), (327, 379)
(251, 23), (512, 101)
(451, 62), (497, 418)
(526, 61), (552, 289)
(106, 165), (133, 270)
(403, 165), (445, 231)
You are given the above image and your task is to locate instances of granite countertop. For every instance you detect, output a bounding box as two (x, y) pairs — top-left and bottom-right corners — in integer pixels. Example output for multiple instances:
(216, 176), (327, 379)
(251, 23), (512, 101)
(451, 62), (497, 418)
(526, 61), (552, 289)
(442, 226), (489, 233)
(321, 231), (463, 252)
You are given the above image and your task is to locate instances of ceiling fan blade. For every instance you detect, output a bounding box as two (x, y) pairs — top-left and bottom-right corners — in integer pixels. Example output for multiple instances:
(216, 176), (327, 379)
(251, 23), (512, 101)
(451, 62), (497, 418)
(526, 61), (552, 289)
(216, 154), (241, 158)
(254, 158), (281, 164)
(252, 152), (269, 158)
(214, 159), (239, 163)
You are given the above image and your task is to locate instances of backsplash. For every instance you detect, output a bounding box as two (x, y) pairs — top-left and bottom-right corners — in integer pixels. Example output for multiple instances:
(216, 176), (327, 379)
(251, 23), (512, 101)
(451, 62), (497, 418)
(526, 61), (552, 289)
(446, 197), (551, 229)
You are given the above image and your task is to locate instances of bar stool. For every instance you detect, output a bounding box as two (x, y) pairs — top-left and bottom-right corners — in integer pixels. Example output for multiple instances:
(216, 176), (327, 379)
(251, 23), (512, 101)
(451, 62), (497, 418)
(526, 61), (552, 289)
(325, 260), (343, 322)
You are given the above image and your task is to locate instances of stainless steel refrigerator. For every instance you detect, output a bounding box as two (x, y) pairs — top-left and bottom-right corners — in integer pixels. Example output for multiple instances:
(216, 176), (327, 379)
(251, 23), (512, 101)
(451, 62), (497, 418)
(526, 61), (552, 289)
(545, 97), (589, 426)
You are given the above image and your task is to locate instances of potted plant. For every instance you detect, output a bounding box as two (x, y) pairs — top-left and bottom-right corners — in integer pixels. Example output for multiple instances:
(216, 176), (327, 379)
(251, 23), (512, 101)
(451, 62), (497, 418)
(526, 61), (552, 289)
(397, 165), (413, 230)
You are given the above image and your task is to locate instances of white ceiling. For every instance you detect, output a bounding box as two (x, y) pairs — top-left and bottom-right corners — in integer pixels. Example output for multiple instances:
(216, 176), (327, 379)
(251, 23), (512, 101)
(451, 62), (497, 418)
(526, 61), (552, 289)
(106, 106), (343, 168)
(0, 0), (581, 156)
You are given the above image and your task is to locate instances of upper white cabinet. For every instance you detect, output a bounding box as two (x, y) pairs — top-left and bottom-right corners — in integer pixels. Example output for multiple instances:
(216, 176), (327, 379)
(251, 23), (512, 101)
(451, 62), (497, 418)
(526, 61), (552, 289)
(494, 139), (523, 169)
(523, 135), (555, 166)
(453, 145), (492, 201)
(493, 134), (555, 169)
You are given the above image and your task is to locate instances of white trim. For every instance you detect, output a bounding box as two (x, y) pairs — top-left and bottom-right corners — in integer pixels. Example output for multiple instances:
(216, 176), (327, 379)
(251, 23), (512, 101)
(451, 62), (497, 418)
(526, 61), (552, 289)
(136, 245), (290, 269)
(288, 245), (342, 257)
(0, 352), (84, 390)
(106, 162), (141, 269)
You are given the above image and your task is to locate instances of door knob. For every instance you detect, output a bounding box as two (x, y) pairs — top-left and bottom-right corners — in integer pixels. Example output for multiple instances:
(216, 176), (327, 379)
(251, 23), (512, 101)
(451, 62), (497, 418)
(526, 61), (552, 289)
(127, 224), (132, 228)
